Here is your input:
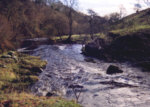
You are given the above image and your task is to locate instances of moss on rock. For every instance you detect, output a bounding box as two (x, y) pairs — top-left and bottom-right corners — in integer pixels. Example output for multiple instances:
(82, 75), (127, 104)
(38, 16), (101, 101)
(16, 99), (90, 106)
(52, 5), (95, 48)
(0, 51), (47, 91)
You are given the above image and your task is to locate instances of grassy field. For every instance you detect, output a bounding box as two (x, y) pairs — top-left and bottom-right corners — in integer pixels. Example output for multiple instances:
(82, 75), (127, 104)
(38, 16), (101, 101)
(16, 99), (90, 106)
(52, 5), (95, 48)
(51, 33), (107, 44)
(110, 25), (150, 36)
(0, 93), (79, 107)
(51, 34), (91, 43)
(108, 9), (150, 37)
(0, 51), (80, 107)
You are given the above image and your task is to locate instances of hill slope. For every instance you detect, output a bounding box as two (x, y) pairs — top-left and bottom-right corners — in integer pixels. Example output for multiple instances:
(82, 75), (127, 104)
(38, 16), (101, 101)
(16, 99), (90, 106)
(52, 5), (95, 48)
(0, 0), (90, 52)
(108, 8), (150, 36)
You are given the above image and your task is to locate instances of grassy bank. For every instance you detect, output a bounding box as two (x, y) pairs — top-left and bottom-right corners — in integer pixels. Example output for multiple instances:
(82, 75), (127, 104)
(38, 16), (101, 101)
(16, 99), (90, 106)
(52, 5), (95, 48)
(51, 34), (107, 44)
(0, 51), (80, 107)
(51, 34), (90, 44)
(110, 25), (150, 36)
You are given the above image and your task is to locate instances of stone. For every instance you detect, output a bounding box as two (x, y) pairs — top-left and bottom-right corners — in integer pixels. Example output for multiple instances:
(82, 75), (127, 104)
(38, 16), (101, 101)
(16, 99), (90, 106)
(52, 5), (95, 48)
(84, 58), (96, 63)
(84, 38), (105, 57)
(69, 84), (84, 89)
(106, 65), (123, 75)
(46, 92), (53, 97)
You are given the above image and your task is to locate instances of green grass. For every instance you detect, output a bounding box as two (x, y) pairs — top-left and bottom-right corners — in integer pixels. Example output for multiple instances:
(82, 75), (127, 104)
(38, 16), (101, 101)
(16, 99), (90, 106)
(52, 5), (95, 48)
(0, 52), (47, 91)
(52, 33), (108, 44)
(52, 34), (90, 43)
(0, 92), (80, 107)
(110, 25), (150, 36)
(108, 8), (150, 37)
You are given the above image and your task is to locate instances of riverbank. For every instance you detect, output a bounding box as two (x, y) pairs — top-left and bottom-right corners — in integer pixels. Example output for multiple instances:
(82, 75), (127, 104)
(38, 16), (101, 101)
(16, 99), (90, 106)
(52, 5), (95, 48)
(0, 51), (80, 107)
(83, 30), (150, 72)
(51, 34), (105, 44)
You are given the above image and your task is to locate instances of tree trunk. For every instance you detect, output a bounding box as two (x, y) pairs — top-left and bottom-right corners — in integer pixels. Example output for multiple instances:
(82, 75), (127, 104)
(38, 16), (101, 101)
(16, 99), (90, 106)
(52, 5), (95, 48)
(67, 8), (73, 41)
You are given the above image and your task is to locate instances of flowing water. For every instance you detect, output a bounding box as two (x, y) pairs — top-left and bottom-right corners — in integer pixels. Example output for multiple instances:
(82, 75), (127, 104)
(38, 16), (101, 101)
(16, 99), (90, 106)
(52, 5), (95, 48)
(24, 44), (150, 107)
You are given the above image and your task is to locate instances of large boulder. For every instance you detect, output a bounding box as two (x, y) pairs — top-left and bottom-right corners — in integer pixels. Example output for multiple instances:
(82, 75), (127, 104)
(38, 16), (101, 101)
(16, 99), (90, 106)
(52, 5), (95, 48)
(84, 38), (106, 57)
(106, 65), (123, 75)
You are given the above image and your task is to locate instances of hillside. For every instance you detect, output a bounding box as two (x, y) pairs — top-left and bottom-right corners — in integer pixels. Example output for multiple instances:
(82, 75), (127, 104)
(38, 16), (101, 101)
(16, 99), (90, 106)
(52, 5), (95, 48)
(109, 8), (150, 36)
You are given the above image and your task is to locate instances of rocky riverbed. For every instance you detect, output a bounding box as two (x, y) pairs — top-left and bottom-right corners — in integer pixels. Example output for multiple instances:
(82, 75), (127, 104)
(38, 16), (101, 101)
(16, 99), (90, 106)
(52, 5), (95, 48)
(23, 44), (150, 107)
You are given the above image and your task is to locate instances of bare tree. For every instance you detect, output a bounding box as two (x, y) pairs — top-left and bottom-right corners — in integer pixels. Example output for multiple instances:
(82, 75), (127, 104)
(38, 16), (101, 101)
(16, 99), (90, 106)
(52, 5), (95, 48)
(69, 84), (83, 103)
(88, 9), (97, 40)
(54, 14), (69, 40)
(134, 3), (142, 13)
(63, 0), (78, 41)
(108, 12), (120, 24)
(119, 5), (127, 19)
(133, 0), (142, 13)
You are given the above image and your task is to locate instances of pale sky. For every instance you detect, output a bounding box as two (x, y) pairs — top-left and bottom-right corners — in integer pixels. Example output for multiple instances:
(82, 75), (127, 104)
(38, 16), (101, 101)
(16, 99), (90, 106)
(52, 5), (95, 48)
(78, 0), (148, 16)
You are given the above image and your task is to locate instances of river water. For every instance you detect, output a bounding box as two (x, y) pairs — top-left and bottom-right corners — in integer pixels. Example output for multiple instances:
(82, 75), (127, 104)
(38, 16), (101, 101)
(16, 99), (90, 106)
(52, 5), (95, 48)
(27, 44), (150, 107)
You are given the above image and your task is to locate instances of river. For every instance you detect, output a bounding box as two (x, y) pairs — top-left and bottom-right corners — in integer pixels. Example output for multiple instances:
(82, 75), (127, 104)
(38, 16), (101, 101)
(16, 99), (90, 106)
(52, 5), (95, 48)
(22, 44), (150, 107)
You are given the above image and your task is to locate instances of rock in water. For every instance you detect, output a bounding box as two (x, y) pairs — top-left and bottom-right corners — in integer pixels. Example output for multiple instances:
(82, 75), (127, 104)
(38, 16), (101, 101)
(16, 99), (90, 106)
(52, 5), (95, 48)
(69, 84), (84, 89)
(106, 65), (123, 75)
(84, 38), (105, 57)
